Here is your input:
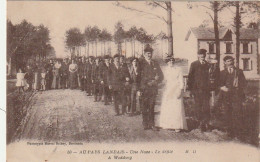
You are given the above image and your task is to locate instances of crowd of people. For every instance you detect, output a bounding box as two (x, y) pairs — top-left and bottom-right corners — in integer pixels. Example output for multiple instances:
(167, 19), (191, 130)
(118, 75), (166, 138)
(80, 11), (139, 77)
(15, 44), (247, 139)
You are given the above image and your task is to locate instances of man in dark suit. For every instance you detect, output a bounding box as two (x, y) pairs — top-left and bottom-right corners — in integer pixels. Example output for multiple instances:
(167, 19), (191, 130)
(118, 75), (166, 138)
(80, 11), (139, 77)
(45, 59), (54, 90)
(140, 44), (164, 130)
(25, 64), (34, 91)
(187, 49), (210, 132)
(85, 56), (94, 96)
(78, 57), (86, 91)
(109, 54), (130, 116)
(219, 56), (247, 138)
(92, 57), (102, 102)
(60, 58), (69, 89)
(100, 55), (111, 105)
(120, 55), (131, 113)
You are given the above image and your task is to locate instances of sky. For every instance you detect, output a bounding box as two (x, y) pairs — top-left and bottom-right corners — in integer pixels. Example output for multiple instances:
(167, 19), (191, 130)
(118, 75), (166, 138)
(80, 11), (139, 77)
(7, 1), (238, 58)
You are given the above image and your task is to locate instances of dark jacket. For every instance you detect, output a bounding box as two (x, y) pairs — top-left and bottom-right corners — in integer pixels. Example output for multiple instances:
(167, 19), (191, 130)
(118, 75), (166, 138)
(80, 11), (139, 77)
(78, 62), (85, 77)
(219, 67), (246, 98)
(91, 63), (101, 84)
(129, 65), (141, 90)
(60, 63), (69, 78)
(108, 63), (130, 91)
(187, 60), (210, 91)
(25, 67), (34, 83)
(99, 63), (111, 85)
(85, 62), (93, 81)
(139, 59), (164, 95)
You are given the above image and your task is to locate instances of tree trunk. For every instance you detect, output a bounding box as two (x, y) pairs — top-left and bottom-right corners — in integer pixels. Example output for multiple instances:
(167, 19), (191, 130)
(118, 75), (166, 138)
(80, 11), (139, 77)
(117, 42), (122, 55)
(125, 40), (127, 57)
(161, 40), (163, 58)
(95, 41), (98, 57)
(166, 2), (174, 57)
(131, 40), (133, 57)
(235, 1), (240, 68)
(100, 41), (103, 56)
(108, 41), (111, 56)
(133, 40), (135, 57)
(85, 45), (86, 57)
(104, 41), (107, 55)
(92, 42), (94, 57)
(8, 57), (11, 76)
(87, 42), (89, 57)
(213, 1), (220, 68)
(142, 43), (144, 56)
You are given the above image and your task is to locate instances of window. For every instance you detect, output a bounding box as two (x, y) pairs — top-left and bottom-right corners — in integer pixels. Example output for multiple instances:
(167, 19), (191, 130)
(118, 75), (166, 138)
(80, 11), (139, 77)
(208, 43), (215, 53)
(242, 58), (250, 71)
(226, 42), (232, 53)
(243, 43), (249, 54)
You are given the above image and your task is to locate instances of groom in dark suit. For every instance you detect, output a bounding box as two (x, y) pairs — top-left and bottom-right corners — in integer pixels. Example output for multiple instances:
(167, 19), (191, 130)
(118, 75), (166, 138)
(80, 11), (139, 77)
(187, 49), (210, 132)
(140, 44), (164, 130)
(109, 54), (130, 116)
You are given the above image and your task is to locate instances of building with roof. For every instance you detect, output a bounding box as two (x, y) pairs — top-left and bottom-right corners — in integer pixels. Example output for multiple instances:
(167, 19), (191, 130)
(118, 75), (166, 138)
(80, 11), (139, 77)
(185, 27), (260, 78)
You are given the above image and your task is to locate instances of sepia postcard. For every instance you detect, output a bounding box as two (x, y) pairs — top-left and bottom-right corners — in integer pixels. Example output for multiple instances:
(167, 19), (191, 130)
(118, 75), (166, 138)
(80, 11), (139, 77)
(4, 0), (260, 161)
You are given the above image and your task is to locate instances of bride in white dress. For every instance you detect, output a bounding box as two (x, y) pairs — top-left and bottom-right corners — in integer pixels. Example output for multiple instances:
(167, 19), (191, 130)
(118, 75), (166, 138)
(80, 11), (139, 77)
(159, 56), (188, 132)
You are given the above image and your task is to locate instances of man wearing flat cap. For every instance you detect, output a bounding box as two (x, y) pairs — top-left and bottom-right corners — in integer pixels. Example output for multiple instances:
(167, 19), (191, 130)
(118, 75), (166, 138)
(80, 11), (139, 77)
(187, 48), (210, 132)
(140, 44), (164, 130)
(218, 56), (246, 138)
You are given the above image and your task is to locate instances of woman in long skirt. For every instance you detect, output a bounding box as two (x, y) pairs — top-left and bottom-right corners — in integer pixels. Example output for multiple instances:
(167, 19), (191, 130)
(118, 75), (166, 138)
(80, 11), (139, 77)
(52, 60), (62, 89)
(69, 59), (78, 89)
(159, 56), (188, 132)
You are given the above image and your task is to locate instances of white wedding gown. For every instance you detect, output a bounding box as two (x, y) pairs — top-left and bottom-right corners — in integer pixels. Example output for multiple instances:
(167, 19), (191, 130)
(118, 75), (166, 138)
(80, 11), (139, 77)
(159, 66), (188, 130)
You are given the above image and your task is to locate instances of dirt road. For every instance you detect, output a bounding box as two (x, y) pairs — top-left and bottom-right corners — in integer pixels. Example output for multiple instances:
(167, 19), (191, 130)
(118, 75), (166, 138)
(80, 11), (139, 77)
(12, 89), (232, 143)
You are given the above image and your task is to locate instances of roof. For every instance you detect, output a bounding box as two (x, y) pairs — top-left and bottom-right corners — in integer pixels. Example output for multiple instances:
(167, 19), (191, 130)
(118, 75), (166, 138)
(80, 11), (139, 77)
(185, 27), (260, 40)
(239, 28), (260, 39)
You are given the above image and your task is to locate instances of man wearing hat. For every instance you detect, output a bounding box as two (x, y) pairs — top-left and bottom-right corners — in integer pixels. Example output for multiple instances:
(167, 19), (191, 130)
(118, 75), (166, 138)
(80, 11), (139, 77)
(60, 58), (70, 89)
(140, 44), (164, 130)
(108, 54), (130, 115)
(45, 59), (54, 90)
(78, 56), (87, 91)
(92, 57), (102, 102)
(85, 56), (94, 95)
(120, 55), (132, 113)
(218, 56), (246, 138)
(187, 48), (210, 132)
(100, 55), (112, 105)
